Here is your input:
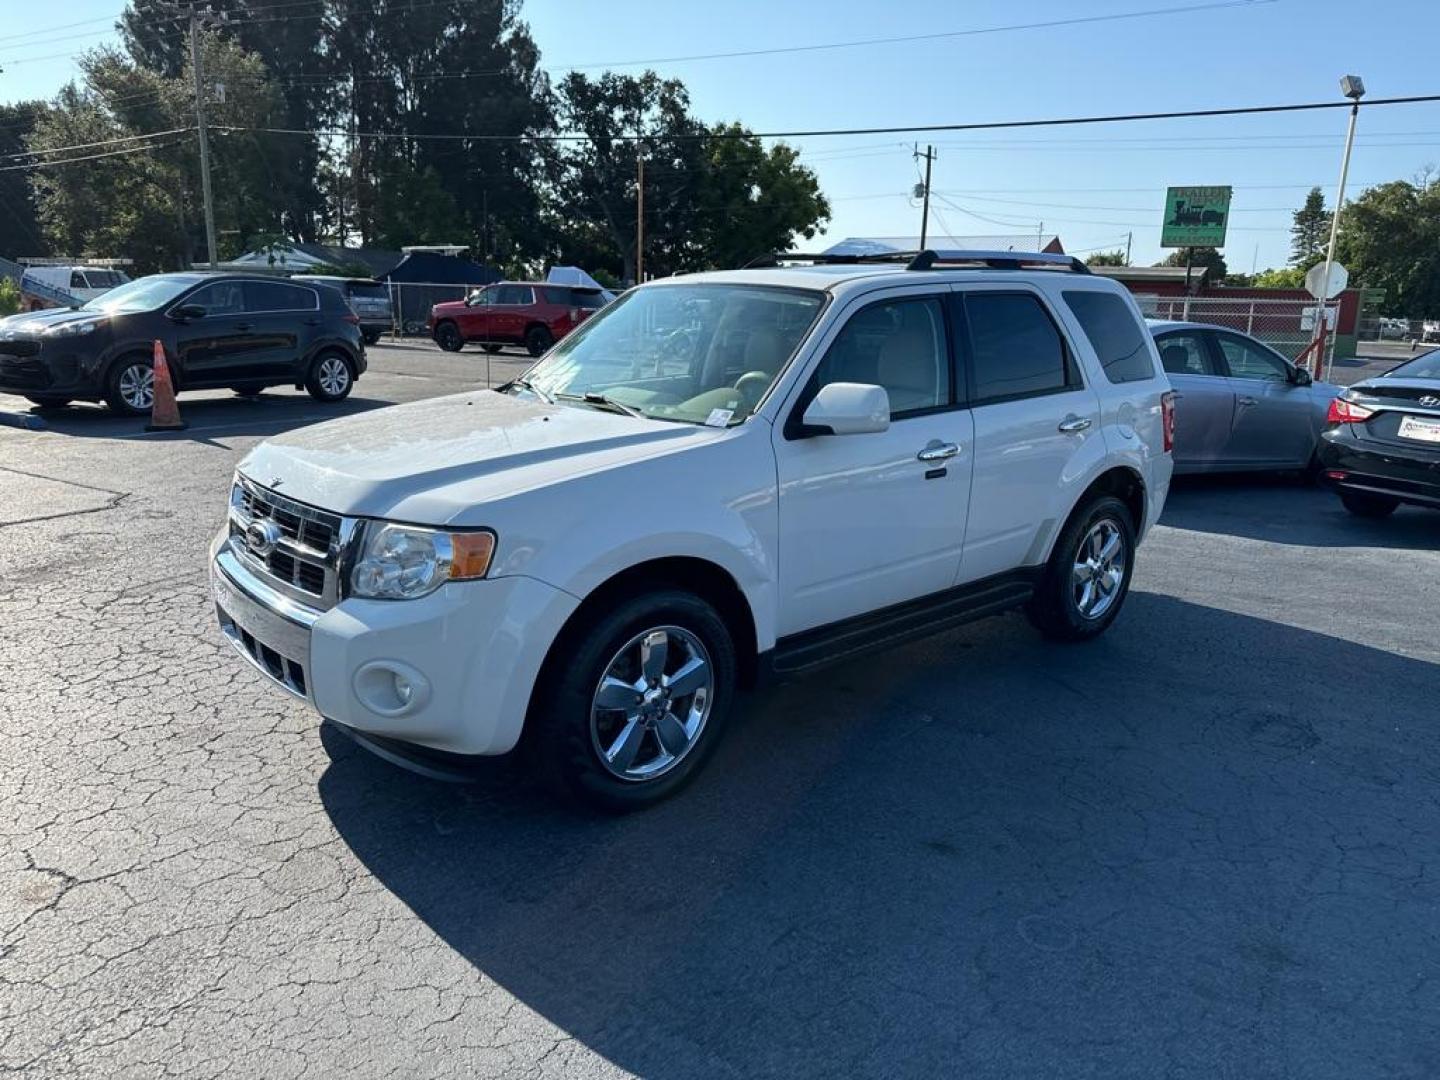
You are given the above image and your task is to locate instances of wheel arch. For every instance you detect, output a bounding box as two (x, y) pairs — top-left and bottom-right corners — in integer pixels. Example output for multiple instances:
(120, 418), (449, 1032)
(1042, 465), (1147, 563)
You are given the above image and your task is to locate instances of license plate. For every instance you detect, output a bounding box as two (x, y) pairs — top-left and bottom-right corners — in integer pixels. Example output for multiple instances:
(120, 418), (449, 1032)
(1398, 415), (1440, 444)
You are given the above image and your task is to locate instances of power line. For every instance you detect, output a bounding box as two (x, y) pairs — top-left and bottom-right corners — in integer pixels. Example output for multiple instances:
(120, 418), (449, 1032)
(0, 138), (186, 172)
(0, 126), (192, 161)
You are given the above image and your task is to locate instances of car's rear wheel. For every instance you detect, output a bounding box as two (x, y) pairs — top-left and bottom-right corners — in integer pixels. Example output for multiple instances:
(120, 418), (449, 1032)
(25, 395), (71, 410)
(525, 325), (554, 358)
(305, 351), (354, 403)
(1026, 494), (1135, 642)
(528, 589), (737, 811)
(1339, 490), (1399, 518)
(103, 355), (154, 415)
(434, 321), (464, 352)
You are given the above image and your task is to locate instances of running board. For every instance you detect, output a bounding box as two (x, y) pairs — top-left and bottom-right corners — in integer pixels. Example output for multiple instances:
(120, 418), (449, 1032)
(764, 571), (1038, 678)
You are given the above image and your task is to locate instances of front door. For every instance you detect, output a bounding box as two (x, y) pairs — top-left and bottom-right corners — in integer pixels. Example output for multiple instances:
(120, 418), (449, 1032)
(773, 292), (972, 636)
(490, 284), (535, 344)
(1154, 328), (1236, 471)
(460, 286), (495, 343)
(171, 280), (255, 386)
(1213, 331), (1315, 467)
(953, 287), (1102, 583)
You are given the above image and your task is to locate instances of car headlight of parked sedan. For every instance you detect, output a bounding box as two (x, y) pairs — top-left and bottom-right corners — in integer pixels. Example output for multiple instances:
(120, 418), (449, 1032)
(350, 522), (495, 600)
(42, 318), (107, 338)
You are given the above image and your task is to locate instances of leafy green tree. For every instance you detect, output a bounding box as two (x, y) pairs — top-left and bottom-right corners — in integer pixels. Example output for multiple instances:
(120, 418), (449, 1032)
(1289, 187), (1330, 268)
(1084, 250), (1126, 266)
(1252, 266), (1306, 288)
(0, 277), (21, 316)
(1337, 176), (1440, 317)
(0, 102), (49, 260)
(1156, 246), (1227, 280)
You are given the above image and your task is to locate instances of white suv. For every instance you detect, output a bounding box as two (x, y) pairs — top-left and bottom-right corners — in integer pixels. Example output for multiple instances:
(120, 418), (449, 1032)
(212, 251), (1174, 809)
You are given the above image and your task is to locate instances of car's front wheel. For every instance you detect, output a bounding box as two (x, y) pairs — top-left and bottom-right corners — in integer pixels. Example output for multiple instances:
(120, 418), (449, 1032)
(305, 351), (354, 403)
(103, 355), (155, 415)
(1340, 490), (1399, 518)
(434, 322), (464, 352)
(1026, 494), (1136, 641)
(528, 590), (737, 811)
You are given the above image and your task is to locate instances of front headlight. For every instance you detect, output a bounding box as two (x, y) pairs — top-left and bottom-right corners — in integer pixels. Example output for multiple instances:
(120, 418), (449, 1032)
(43, 318), (106, 338)
(350, 523), (495, 600)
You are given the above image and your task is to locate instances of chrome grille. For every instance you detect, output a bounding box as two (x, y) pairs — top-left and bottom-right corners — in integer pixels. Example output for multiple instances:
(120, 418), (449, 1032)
(228, 476), (354, 610)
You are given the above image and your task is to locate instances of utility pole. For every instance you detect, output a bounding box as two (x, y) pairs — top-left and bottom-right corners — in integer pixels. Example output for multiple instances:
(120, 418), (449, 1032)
(1125, 231), (1133, 265)
(186, 5), (219, 268)
(913, 145), (935, 249)
(1314, 75), (1365, 380)
(635, 140), (645, 284)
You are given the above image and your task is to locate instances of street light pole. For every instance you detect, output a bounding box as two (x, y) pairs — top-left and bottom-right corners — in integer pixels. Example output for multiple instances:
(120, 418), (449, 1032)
(1315, 74), (1365, 380)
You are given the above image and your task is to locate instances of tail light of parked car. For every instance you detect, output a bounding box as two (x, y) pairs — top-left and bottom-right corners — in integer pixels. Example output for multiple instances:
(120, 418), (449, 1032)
(1161, 390), (1176, 453)
(1326, 397), (1374, 425)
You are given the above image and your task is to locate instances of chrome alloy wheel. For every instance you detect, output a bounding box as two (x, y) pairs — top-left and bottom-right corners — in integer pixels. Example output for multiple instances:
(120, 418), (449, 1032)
(317, 355), (351, 396)
(1071, 517), (1126, 620)
(118, 363), (154, 410)
(590, 626), (714, 782)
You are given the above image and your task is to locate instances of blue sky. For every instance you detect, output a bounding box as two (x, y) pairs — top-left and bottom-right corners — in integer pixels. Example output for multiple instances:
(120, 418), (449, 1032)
(4, 0), (1438, 270)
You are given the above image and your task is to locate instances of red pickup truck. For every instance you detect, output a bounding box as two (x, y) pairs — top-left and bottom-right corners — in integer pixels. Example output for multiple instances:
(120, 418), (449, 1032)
(429, 282), (608, 357)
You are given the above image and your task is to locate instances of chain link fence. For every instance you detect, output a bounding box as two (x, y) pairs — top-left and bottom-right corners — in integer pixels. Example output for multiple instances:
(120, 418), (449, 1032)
(1136, 295), (1339, 363)
(386, 281), (478, 337)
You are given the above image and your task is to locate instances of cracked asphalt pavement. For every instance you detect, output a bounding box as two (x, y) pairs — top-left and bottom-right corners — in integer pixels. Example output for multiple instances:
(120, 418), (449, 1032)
(2, 343), (1439, 1078)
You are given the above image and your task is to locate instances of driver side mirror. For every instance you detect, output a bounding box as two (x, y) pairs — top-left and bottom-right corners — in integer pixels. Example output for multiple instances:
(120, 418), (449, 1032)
(170, 303), (206, 322)
(1291, 366), (1313, 386)
(801, 382), (890, 436)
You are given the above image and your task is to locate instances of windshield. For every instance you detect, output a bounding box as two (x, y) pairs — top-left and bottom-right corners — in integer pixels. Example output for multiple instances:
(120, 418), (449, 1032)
(83, 270), (129, 289)
(350, 283), (389, 300)
(1387, 348), (1440, 380)
(82, 275), (196, 314)
(520, 284), (824, 425)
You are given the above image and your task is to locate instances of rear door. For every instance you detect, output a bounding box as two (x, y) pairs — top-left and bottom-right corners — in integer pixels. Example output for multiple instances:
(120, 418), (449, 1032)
(1153, 328), (1235, 470)
(1213, 331), (1315, 467)
(234, 281), (317, 382)
(952, 287), (1101, 584)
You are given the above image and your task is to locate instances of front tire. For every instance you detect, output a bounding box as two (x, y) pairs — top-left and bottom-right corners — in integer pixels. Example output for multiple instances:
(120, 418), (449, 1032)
(1026, 495), (1136, 642)
(1340, 490), (1399, 518)
(525, 325), (554, 358)
(434, 321), (464, 352)
(528, 590), (737, 812)
(305, 351), (354, 403)
(103, 355), (155, 416)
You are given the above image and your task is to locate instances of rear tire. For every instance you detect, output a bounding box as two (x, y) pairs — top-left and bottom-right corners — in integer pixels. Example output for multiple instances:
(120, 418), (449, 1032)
(434, 321), (464, 352)
(103, 355), (155, 416)
(1339, 491), (1399, 518)
(525, 325), (554, 358)
(1025, 495), (1136, 642)
(25, 395), (71, 410)
(527, 589), (737, 812)
(305, 351), (354, 403)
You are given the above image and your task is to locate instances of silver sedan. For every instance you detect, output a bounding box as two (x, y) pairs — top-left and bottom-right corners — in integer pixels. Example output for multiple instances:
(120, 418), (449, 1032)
(1149, 320), (1339, 474)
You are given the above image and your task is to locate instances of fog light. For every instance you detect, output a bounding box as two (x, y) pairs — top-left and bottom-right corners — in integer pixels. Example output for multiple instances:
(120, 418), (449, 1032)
(353, 660), (430, 717)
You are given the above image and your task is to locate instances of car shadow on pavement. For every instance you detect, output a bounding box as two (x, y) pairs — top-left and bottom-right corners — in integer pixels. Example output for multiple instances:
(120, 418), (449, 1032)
(317, 593), (1440, 1078)
(11, 392), (390, 444)
(1161, 474), (1438, 549)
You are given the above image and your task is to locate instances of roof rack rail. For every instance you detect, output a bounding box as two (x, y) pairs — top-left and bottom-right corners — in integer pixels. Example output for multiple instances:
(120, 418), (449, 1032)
(741, 249), (1090, 273)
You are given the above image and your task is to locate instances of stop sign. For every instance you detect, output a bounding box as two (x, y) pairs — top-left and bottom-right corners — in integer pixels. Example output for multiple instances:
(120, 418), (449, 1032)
(1306, 261), (1349, 300)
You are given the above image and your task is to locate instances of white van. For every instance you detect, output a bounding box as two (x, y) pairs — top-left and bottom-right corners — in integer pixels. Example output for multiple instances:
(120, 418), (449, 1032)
(19, 265), (131, 310)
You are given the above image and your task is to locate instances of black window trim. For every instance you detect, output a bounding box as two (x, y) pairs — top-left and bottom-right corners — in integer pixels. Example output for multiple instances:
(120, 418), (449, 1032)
(958, 287), (1085, 408)
(783, 290), (963, 440)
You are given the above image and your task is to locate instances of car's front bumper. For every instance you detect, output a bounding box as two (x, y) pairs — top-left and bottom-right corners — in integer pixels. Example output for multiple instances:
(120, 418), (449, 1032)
(210, 531), (579, 756)
(0, 340), (99, 396)
(1318, 429), (1440, 509)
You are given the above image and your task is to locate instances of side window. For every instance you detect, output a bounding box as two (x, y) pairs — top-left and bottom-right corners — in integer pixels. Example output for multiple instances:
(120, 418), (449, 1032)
(1155, 332), (1217, 376)
(1062, 290), (1155, 384)
(243, 282), (317, 312)
(70, 271), (88, 289)
(964, 292), (1072, 403)
(496, 285), (532, 305)
(1218, 334), (1289, 382)
(187, 281), (245, 316)
(808, 297), (951, 418)
(470, 287), (497, 306)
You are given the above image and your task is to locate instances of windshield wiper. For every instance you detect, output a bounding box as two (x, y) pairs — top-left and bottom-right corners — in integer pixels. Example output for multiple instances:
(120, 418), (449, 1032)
(559, 391), (647, 419)
(506, 376), (553, 404)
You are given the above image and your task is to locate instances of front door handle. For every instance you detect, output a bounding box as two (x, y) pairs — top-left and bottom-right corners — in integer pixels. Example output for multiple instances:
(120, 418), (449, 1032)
(234, 322), (252, 332)
(917, 441), (960, 462)
(1238, 395), (1259, 407)
(1058, 415), (1092, 434)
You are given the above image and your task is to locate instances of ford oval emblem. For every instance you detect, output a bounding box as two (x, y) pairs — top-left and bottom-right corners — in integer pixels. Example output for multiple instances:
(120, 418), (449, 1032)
(245, 519), (283, 558)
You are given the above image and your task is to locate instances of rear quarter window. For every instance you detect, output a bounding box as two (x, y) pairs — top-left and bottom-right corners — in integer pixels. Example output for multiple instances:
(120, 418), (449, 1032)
(1063, 290), (1156, 384)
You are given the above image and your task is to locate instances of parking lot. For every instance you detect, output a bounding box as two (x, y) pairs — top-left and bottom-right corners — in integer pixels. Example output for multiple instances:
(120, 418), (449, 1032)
(2, 341), (1438, 1078)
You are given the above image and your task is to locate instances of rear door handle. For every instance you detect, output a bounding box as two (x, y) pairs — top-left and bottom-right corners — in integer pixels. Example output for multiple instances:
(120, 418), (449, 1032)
(1058, 415), (1092, 433)
(1238, 395), (1259, 407)
(917, 441), (960, 462)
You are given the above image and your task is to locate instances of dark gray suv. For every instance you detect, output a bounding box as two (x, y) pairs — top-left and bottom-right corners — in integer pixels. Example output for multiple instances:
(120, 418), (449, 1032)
(0, 272), (367, 415)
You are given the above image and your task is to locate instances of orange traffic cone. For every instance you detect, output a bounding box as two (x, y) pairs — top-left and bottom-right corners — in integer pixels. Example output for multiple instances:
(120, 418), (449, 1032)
(144, 339), (186, 432)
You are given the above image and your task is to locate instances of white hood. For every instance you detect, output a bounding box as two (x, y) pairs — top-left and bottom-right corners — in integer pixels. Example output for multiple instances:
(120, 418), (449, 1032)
(239, 390), (720, 524)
